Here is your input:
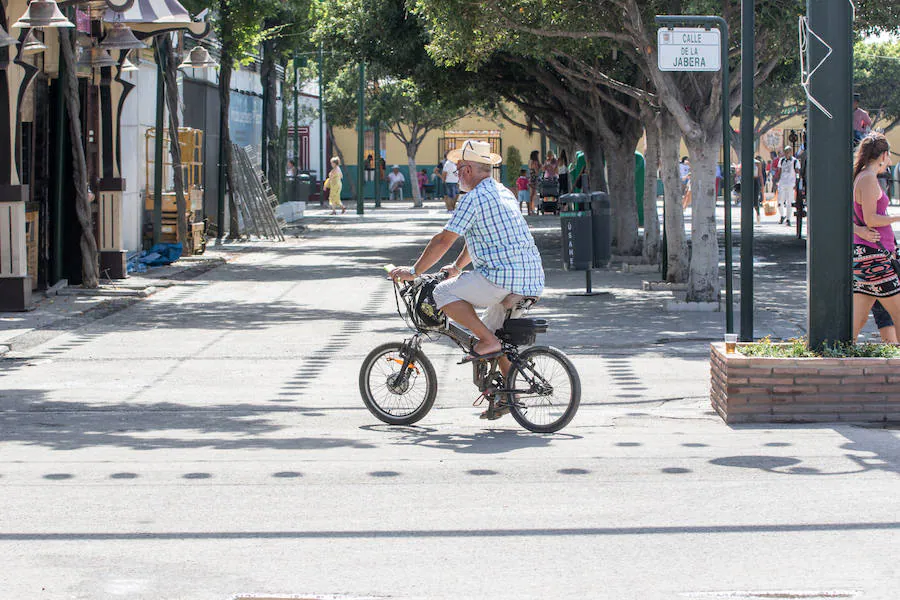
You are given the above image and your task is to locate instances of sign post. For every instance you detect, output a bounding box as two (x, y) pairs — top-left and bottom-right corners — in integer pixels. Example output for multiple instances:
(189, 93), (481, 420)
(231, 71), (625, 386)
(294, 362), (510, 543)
(655, 16), (733, 334)
(657, 27), (721, 72)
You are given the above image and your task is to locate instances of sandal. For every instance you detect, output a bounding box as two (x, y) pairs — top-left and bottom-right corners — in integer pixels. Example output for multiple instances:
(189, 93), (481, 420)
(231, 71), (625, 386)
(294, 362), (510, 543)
(479, 401), (511, 420)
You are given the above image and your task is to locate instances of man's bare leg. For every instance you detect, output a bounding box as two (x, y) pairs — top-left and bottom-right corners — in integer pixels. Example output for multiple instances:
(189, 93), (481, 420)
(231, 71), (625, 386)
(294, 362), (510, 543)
(441, 300), (501, 355)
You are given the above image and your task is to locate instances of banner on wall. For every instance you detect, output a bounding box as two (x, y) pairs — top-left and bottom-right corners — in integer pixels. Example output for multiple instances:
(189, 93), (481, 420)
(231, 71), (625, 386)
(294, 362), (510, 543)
(229, 92), (262, 154)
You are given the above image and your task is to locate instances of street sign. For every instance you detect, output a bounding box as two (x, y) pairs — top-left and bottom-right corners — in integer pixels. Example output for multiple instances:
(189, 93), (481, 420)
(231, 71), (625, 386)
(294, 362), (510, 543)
(657, 27), (721, 72)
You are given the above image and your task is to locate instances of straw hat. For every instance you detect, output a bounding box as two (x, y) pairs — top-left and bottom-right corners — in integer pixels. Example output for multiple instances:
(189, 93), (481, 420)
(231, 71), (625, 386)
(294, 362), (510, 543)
(446, 139), (502, 165)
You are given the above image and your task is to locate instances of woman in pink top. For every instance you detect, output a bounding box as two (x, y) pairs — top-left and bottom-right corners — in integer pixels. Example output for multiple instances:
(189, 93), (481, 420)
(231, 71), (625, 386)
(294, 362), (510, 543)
(852, 133), (900, 340)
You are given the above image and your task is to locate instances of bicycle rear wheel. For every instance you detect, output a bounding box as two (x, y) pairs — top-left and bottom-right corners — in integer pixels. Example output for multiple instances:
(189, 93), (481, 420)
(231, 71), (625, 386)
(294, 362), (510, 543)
(507, 346), (580, 433)
(359, 342), (437, 425)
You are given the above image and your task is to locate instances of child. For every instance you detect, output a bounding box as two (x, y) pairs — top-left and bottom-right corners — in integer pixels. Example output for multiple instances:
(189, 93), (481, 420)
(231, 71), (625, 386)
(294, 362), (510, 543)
(516, 168), (530, 213)
(417, 169), (429, 200)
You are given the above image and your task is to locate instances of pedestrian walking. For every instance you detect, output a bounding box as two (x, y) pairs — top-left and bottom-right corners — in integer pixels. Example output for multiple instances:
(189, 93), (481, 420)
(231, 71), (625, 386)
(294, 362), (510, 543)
(442, 151), (459, 211)
(853, 93), (873, 145)
(776, 147), (800, 226)
(679, 157), (692, 209)
(558, 149), (570, 195)
(325, 156), (345, 215)
(851, 133), (900, 341)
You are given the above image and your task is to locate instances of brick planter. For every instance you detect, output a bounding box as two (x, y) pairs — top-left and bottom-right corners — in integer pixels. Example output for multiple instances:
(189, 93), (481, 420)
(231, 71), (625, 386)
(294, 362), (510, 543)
(710, 343), (900, 424)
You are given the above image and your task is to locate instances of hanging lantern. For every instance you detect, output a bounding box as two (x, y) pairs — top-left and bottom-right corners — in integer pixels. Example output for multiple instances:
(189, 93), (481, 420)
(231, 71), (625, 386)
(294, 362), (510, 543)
(12, 1), (75, 29)
(22, 30), (47, 55)
(76, 46), (118, 69)
(100, 21), (146, 50)
(120, 57), (138, 72)
(178, 46), (217, 70)
(0, 26), (20, 48)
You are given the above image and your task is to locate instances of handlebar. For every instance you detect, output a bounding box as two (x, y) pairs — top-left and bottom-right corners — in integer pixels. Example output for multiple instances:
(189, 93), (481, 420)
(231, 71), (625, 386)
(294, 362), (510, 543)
(383, 264), (450, 287)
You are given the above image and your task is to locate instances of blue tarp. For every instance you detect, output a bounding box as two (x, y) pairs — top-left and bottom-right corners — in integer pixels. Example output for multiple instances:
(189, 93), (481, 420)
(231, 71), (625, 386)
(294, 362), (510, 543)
(127, 243), (183, 273)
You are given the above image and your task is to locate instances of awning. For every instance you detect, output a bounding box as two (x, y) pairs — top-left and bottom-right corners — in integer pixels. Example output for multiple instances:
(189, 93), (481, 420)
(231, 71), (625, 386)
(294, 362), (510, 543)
(104, 0), (192, 24)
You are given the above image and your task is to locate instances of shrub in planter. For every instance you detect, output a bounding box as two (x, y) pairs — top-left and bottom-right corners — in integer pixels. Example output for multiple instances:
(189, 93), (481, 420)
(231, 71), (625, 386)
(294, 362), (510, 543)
(711, 338), (900, 424)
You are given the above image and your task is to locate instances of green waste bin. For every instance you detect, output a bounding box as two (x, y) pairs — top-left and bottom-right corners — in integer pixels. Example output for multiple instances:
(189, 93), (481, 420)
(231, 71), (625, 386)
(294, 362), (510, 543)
(589, 192), (612, 267)
(297, 171), (313, 203)
(559, 193), (592, 271)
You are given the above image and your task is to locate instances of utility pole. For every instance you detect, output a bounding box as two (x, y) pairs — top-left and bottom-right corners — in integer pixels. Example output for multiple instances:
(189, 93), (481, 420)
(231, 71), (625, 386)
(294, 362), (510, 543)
(356, 62), (365, 215)
(807, 0), (853, 348)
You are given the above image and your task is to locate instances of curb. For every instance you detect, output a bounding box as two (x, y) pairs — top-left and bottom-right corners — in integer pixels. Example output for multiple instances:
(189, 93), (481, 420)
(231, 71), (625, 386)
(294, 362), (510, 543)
(666, 300), (721, 312)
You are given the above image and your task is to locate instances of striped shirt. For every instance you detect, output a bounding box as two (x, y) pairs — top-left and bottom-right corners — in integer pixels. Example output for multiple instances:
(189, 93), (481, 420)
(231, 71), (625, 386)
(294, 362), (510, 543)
(444, 177), (544, 296)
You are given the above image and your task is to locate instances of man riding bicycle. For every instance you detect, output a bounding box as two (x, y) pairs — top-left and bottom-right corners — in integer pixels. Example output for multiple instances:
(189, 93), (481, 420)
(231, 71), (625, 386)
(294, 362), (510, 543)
(389, 139), (545, 368)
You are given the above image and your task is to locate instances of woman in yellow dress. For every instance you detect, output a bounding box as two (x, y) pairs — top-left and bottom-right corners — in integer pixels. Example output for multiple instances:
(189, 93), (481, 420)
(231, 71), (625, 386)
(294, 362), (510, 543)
(325, 157), (345, 214)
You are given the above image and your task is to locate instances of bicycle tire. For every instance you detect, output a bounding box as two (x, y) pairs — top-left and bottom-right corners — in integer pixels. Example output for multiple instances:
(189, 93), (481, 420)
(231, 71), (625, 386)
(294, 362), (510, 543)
(507, 345), (580, 433)
(359, 342), (437, 425)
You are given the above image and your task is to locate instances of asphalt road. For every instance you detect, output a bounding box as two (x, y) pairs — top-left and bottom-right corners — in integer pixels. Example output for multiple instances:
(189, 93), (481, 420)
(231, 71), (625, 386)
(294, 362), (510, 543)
(1, 205), (898, 600)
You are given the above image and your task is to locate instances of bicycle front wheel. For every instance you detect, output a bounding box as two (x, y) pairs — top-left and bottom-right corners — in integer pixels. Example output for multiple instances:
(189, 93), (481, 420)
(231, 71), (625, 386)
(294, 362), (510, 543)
(507, 346), (580, 433)
(359, 342), (437, 425)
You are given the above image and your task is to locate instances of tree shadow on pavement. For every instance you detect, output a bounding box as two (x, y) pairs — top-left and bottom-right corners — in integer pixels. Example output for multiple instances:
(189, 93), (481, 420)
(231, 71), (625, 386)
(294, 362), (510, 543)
(359, 423), (582, 455)
(710, 424), (900, 477)
(0, 392), (375, 452)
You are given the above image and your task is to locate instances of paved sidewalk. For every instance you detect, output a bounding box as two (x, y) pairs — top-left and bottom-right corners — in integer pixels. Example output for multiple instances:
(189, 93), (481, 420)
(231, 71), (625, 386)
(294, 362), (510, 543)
(1, 200), (898, 600)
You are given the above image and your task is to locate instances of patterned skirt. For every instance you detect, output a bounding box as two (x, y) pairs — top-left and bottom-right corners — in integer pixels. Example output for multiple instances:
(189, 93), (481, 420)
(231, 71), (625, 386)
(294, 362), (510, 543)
(853, 244), (900, 297)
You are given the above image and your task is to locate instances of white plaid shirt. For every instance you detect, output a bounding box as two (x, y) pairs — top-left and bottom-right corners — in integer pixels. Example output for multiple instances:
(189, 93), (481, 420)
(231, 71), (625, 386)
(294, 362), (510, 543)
(444, 177), (544, 296)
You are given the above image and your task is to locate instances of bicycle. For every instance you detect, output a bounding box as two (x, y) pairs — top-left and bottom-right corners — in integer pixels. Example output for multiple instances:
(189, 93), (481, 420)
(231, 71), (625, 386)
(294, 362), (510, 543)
(358, 266), (581, 433)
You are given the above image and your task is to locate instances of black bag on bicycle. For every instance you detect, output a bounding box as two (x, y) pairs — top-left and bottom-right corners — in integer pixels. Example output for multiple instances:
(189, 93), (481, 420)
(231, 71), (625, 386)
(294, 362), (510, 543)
(413, 278), (446, 329)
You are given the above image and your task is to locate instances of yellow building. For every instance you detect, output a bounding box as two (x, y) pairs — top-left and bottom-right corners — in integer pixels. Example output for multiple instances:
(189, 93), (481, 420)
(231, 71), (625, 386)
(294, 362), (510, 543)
(331, 113), (547, 199)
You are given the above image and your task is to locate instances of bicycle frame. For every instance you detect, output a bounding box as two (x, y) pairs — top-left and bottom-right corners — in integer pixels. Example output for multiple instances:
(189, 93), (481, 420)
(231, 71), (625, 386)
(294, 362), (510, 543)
(390, 275), (552, 405)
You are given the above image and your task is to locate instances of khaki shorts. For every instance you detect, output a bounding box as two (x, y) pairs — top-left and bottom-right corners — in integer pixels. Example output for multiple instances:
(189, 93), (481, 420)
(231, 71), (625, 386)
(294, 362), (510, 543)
(433, 271), (513, 333)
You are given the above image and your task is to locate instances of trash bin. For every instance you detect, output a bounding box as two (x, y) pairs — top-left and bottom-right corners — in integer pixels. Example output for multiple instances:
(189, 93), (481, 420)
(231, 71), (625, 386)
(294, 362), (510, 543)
(589, 191), (612, 267)
(559, 193), (593, 271)
(283, 176), (298, 202)
(559, 192), (589, 212)
(296, 171), (312, 203)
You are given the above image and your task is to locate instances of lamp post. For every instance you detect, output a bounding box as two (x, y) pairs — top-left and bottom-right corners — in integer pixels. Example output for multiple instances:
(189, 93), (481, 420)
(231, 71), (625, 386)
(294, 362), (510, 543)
(373, 121), (380, 208)
(318, 43), (325, 186)
(740, 0), (754, 340)
(356, 62), (364, 215)
(293, 55), (299, 171)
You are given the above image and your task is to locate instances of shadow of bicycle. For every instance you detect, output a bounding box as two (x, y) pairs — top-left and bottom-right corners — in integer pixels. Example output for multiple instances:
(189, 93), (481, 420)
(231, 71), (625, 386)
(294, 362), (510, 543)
(359, 423), (582, 455)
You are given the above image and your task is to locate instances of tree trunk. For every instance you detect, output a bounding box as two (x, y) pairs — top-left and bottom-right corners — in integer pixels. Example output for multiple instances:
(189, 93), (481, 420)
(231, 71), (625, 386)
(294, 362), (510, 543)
(659, 110), (688, 283)
(406, 142), (421, 207)
(275, 57), (289, 200)
(161, 35), (188, 254)
(606, 140), (641, 256)
(581, 134), (607, 193)
(642, 109), (662, 265)
(59, 29), (99, 287)
(685, 132), (722, 303)
(260, 40), (278, 196)
(218, 53), (239, 238)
